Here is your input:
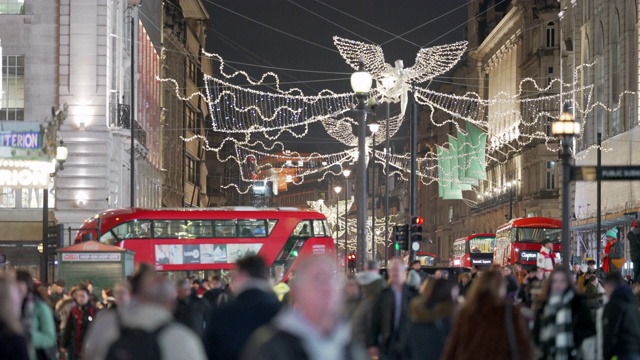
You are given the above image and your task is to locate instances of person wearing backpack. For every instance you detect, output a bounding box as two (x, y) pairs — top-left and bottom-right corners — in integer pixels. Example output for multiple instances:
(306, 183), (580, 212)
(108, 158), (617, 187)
(83, 270), (206, 360)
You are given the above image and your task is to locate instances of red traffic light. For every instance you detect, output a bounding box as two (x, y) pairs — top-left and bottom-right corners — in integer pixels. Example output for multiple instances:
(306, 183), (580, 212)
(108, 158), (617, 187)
(412, 216), (424, 225)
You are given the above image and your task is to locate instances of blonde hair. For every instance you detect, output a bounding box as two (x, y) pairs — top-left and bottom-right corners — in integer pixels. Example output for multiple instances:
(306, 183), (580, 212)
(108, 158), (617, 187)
(0, 275), (22, 334)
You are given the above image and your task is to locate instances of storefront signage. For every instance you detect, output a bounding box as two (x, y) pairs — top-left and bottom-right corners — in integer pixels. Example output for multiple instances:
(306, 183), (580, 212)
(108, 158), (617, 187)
(0, 132), (40, 149)
(0, 168), (50, 188)
(61, 253), (122, 262)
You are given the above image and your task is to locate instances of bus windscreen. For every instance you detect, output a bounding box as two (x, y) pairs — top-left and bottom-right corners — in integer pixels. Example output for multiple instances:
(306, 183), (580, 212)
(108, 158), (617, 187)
(516, 227), (561, 243)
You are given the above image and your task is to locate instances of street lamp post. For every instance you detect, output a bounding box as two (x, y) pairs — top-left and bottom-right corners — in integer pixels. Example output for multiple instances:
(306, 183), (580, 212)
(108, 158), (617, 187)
(368, 120), (380, 261)
(334, 185), (342, 262)
(42, 140), (68, 282)
(351, 62), (373, 271)
(552, 104), (580, 269)
(343, 169), (351, 272)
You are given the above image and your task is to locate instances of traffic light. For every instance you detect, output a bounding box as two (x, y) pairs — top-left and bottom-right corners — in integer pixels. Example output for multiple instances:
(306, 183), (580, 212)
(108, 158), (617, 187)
(411, 216), (424, 244)
(394, 224), (409, 251)
(347, 252), (357, 271)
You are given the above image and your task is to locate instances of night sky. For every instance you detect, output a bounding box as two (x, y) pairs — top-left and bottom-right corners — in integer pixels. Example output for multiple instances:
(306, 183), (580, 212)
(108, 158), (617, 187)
(201, 0), (469, 151)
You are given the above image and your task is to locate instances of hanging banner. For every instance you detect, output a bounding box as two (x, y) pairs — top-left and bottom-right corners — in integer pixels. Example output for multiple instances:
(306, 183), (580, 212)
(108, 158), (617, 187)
(466, 122), (487, 180)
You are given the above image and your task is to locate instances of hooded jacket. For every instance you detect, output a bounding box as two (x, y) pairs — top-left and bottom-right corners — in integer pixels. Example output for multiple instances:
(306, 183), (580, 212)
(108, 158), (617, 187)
(241, 310), (367, 360)
(82, 300), (206, 360)
(402, 299), (455, 360)
(602, 286), (640, 359)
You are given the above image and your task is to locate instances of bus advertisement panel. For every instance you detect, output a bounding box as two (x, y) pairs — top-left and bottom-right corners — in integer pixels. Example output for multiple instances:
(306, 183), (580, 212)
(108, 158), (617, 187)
(451, 234), (495, 268)
(75, 207), (335, 282)
(493, 217), (562, 267)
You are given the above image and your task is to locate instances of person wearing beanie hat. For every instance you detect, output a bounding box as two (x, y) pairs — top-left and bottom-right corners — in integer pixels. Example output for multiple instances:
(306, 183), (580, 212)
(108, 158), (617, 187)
(536, 238), (555, 277)
(628, 219), (640, 282)
(603, 228), (625, 274)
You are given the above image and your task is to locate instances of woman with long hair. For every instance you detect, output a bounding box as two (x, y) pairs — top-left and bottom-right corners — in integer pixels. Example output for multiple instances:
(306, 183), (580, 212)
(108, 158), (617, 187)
(441, 270), (531, 360)
(0, 275), (29, 359)
(533, 269), (596, 360)
(403, 278), (458, 360)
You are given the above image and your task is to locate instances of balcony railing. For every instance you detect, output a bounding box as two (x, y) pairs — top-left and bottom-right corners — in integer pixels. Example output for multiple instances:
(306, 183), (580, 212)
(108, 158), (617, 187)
(110, 103), (147, 148)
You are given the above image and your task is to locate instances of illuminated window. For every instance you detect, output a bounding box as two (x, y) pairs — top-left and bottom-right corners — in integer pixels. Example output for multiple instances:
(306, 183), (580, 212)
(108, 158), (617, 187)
(0, 0), (24, 14)
(1, 55), (25, 121)
(546, 161), (556, 190)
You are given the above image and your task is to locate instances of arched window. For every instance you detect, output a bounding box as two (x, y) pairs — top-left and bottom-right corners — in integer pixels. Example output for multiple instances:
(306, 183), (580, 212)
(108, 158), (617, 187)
(546, 22), (556, 48)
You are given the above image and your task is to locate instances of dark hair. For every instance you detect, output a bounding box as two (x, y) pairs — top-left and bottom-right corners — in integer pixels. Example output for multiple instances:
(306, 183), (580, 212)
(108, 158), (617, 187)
(74, 285), (91, 297)
(536, 269), (578, 309)
(587, 260), (596, 266)
(410, 260), (420, 266)
(82, 279), (93, 286)
(55, 279), (66, 287)
(530, 265), (538, 272)
(514, 262), (522, 266)
(15, 270), (33, 291)
(130, 262), (156, 295)
(102, 287), (113, 297)
(604, 272), (627, 289)
(236, 255), (268, 280)
(541, 238), (552, 246)
(211, 275), (221, 283)
(422, 279), (456, 308)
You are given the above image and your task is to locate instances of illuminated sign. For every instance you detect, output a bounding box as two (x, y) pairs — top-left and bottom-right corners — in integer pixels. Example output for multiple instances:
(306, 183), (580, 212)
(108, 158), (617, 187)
(0, 132), (40, 149)
(0, 168), (50, 188)
(520, 251), (538, 262)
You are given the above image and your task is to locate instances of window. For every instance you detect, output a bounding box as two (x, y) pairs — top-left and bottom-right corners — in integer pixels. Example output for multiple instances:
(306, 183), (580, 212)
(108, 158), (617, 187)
(546, 161), (556, 190)
(0, 0), (25, 14)
(214, 220), (236, 237)
(1, 55), (25, 121)
(186, 156), (199, 184)
(546, 22), (556, 48)
(238, 220), (268, 237)
(448, 205), (453, 223)
(186, 106), (197, 130)
(293, 220), (312, 237)
(312, 220), (326, 236)
(188, 58), (197, 83)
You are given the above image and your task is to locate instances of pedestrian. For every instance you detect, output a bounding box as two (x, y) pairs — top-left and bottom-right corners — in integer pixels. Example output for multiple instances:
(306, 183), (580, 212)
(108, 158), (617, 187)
(577, 264), (590, 293)
(49, 280), (66, 309)
(514, 262), (527, 285)
(113, 280), (131, 308)
(406, 260), (422, 290)
(502, 265), (519, 302)
(458, 273), (472, 298)
(603, 228), (625, 274)
(343, 274), (361, 320)
(16, 271), (57, 360)
(584, 274), (602, 313)
(601, 272), (640, 360)
(628, 219), (640, 282)
(351, 260), (387, 348)
(367, 258), (418, 360)
(241, 255), (367, 360)
(83, 267), (206, 360)
(533, 269), (595, 360)
(403, 278), (458, 360)
(60, 285), (96, 360)
(173, 278), (210, 337)
(441, 270), (531, 360)
(203, 255), (281, 360)
(537, 238), (555, 277)
(98, 287), (116, 310)
(203, 275), (225, 308)
(0, 275), (30, 360)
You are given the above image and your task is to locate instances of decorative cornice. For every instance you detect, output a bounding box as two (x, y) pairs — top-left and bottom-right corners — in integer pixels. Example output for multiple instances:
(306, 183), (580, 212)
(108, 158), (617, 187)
(483, 31), (523, 73)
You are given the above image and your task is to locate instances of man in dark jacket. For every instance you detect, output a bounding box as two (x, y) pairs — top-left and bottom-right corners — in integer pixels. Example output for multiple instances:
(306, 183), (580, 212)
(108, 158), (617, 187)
(602, 272), (640, 360)
(174, 278), (210, 337)
(204, 255), (281, 360)
(241, 256), (366, 360)
(368, 258), (418, 360)
(203, 275), (225, 308)
(628, 219), (640, 282)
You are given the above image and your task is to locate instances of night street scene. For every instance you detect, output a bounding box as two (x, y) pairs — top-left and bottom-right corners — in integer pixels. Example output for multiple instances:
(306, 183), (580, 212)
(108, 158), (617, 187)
(2, 0), (640, 359)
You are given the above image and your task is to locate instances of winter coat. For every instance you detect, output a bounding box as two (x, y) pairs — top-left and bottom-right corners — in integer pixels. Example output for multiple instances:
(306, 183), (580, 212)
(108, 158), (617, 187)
(203, 287), (225, 308)
(441, 303), (532, 360)
(0, 321), (29, 360)
(173, 292), (210, 337)
(532, 293), (596, 358)
(602, 286), (640, 359)
(402, 300), (455, 360)
(583, 283), (601, 310)
(537, 246), (555, 275)
(351, 275), (386, 347)
(31, 297), (57, 358)
(61, 303), (96, 360)
(628, 229), (640, 261)
(241, 310), (367, 360)
(83, 300), (206, 360)
(204, 282), (281, 360)
(367, 284), (418, 354)
(605, 240), (625, 273)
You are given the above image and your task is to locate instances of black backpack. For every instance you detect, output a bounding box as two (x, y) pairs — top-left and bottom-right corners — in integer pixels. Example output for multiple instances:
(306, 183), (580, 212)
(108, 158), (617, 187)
(105, 312), (170, 360)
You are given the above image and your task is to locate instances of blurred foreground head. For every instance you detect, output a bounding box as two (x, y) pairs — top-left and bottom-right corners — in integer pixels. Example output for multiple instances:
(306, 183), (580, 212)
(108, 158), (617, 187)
(292, 255), (344, 334)
(464, 270), (506, 310)
(129, 263), (176, 310)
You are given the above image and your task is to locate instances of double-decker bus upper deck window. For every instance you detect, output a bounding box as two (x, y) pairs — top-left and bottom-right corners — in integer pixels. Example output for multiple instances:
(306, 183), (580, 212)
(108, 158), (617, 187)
(516, 227), (561, 243)
(238, 220), (268, 237)
(187, 221), (213, 238)
(153, 220), (191, 239)
(312, 220), (326, 236)
(214, 220), (237, 237)
(469, 237), (495, 253)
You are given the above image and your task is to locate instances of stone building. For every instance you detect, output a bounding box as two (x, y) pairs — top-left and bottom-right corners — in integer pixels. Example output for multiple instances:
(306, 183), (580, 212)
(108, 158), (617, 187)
(419, 0), (564, 264)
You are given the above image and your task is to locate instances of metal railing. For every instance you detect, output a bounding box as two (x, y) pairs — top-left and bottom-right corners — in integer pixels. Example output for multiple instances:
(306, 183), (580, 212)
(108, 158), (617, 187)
(109, 103), (147, 148)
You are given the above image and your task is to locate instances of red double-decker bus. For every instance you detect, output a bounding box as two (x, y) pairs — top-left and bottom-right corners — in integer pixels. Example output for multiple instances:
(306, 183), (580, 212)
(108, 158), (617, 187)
(75, 207), (334, 282)
(493, 217), (562, 267)
(451, 234), (496, 268)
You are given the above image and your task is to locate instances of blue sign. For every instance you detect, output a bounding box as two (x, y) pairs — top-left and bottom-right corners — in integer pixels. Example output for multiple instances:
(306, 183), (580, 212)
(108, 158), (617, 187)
(0, 132), (40, 149)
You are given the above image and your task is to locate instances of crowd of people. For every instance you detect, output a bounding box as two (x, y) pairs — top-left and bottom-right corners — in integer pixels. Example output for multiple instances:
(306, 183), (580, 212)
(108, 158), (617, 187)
(1, 248), (640, 359)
